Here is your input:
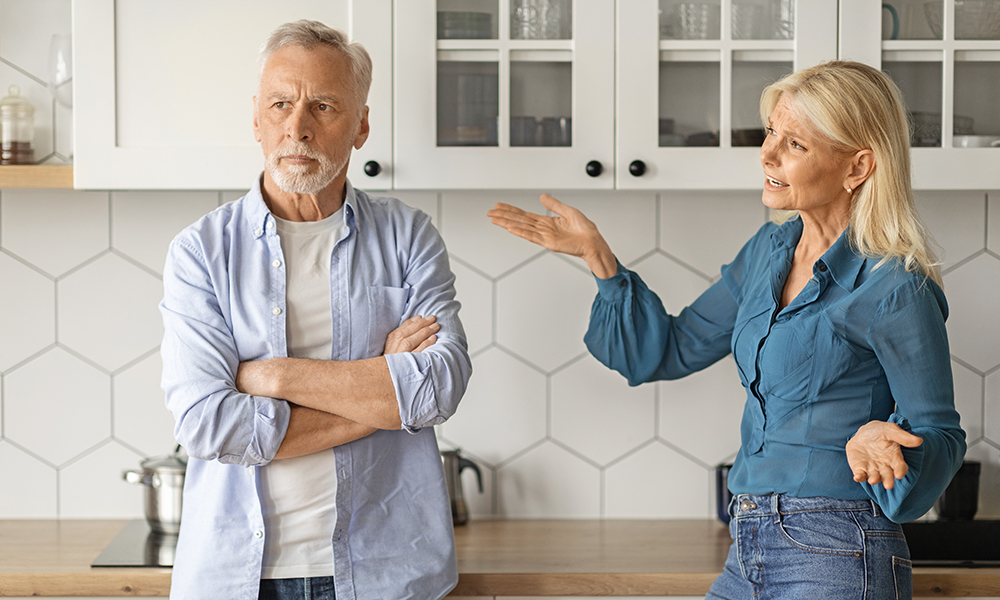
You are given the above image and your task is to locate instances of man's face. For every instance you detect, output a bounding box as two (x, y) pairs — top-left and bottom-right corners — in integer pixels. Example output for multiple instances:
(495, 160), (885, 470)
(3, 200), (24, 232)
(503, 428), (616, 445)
(254, 44), (369, 195)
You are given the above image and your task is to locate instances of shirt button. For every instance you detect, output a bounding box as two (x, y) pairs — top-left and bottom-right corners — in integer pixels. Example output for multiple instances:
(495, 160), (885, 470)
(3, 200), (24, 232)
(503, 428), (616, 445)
(268, 221), (275, 228)
(273, 307), (282, 315)
(254, 229), (262, 236)
(254, 530), (263, 539)
(272, 260), (281, 268)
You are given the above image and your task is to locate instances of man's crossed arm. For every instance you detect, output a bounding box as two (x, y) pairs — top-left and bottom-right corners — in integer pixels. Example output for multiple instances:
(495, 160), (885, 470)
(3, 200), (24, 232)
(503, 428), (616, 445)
(236, 315), (440, 459)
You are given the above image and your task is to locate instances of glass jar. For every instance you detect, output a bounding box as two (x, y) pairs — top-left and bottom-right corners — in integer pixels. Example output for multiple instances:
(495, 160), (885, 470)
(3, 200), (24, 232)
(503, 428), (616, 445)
(0, 85), (35, 165)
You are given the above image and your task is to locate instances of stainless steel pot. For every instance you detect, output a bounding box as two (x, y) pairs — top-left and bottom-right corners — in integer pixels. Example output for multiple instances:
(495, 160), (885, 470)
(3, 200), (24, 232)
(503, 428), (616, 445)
(123, 444), (186, 535)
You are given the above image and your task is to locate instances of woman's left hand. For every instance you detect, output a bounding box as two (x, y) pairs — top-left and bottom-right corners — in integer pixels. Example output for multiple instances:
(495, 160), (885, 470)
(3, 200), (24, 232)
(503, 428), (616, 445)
(846, 420), (923, 490)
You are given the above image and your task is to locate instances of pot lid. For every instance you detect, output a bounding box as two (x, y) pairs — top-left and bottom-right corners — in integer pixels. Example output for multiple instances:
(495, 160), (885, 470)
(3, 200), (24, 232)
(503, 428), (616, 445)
(141, 444), (187, 473)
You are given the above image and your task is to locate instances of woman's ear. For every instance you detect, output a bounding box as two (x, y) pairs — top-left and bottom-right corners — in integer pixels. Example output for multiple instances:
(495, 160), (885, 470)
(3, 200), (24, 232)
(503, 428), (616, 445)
(846, 149), (875, 191)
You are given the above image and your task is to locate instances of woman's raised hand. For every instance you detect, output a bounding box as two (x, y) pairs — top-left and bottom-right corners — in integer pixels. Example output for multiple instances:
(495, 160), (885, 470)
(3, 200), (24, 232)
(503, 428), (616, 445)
(487, 194), (618, 279)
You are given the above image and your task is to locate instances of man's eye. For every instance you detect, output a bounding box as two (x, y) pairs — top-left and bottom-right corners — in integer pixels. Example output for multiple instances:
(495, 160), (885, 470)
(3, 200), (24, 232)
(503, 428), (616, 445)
(317, 104), (331, 111)
(274, 102), (286, 109)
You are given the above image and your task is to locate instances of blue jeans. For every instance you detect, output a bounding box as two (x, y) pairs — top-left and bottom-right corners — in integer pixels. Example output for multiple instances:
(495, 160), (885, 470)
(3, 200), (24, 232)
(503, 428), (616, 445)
(258, 577), (336, 600)
(706, 494), (912, 600)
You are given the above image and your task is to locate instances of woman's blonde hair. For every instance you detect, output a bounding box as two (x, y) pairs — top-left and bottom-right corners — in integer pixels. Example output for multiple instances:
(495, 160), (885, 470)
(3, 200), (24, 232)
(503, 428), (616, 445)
(760, 61), (941, 285)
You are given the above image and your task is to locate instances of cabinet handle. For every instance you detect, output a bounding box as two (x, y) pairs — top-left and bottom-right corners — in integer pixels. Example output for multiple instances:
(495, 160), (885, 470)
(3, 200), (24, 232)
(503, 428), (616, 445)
(364, 160), (381, 177)
(629, 160), (647, 177)
(585, 160), (603, 177)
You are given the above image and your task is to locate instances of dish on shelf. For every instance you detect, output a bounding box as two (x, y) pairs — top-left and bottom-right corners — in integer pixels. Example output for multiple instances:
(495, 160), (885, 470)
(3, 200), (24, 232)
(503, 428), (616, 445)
(953, 135), (1000, 147)
(437, 11), (493, 40)
(909, 111), (974, 147)
(925, 0), (1000, 39)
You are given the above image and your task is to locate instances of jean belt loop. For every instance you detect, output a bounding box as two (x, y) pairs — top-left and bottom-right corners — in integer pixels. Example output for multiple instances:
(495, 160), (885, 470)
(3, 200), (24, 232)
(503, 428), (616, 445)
(870, 500), (881, 517)
(772, 493), (781, 516)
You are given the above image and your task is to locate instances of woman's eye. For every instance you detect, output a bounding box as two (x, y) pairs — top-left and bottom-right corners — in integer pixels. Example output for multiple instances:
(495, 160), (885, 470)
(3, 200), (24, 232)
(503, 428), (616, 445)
(792, 140), (806, 150)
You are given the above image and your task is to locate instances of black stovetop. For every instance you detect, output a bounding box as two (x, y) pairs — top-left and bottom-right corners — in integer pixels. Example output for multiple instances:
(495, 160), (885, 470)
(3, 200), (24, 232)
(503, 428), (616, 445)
(91, 519), (176, 568)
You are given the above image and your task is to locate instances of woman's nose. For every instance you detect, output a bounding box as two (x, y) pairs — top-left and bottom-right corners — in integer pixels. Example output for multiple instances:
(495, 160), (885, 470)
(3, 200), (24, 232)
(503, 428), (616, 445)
(760, 135), (778, 166)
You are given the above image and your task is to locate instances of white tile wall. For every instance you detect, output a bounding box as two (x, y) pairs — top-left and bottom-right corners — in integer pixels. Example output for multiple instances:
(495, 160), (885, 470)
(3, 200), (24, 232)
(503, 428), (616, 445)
(1, 2), (999, 532)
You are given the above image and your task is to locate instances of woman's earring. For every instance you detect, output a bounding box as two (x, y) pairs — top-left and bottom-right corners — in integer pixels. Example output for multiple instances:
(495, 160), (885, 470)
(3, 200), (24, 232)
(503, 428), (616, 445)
(846, 187), (853, 194)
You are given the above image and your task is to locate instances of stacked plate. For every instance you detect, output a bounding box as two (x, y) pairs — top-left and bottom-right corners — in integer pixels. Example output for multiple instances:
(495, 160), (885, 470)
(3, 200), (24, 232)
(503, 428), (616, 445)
(438, 11), (493, 39)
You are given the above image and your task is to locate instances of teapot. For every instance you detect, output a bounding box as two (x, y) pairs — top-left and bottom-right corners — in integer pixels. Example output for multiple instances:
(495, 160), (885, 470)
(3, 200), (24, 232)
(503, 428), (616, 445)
(441, 449), (483, 525)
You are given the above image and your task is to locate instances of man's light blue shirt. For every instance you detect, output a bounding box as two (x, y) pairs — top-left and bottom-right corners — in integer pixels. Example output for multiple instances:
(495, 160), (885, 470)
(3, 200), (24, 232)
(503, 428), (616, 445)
(160, 177), (472, 600)
(586, 218), (965, 523)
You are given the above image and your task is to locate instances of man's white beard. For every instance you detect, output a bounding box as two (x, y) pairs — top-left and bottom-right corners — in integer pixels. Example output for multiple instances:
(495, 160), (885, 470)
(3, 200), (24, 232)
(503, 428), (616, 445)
(265, 142), (347, 195)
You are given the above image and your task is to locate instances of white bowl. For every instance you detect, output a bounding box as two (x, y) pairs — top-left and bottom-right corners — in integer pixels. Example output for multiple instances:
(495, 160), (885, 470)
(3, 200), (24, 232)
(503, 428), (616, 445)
(953, 135), (1000, 148)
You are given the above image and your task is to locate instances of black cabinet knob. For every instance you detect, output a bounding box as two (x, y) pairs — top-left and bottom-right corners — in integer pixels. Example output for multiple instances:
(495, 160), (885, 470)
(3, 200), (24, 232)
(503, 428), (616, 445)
(585, 160), (603, 177)
(629, 160), (647, 177)
(364, 160), (381, 177)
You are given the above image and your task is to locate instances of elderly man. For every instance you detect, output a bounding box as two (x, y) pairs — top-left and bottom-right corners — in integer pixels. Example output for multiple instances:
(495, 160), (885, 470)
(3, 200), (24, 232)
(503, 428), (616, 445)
(160, 20), (472, 600)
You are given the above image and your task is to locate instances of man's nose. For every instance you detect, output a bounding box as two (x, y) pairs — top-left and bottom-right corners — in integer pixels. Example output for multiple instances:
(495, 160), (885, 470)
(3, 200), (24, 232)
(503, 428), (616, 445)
(287, 106), (314, 141)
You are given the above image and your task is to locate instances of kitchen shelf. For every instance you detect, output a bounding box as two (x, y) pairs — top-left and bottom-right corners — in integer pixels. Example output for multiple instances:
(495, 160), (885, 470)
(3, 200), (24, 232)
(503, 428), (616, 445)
(0, 165), (74, 189)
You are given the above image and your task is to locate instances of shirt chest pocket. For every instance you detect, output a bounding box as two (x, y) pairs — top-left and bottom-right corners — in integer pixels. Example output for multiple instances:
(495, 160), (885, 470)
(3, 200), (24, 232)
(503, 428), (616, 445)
(366, 285), (411, 356)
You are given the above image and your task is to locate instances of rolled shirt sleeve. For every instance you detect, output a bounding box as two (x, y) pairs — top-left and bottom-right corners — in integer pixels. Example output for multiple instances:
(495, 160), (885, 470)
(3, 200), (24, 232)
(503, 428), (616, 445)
(383, 211), (472, 433)
(160, 236), (289, 467)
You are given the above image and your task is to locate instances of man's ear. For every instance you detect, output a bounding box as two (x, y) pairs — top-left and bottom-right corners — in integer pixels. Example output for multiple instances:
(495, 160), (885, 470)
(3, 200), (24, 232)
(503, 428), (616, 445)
(252, 96), (261, 143)
(354, 105), (370, 150)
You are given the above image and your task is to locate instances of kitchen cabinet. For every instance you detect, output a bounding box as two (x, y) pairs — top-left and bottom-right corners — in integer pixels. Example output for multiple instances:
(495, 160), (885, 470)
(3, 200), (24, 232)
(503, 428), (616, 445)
(72, 0), (391, 190)
(395, 0), (835, 190)
(840, 0), (1000, 190)
(617, 0), (836, 189)
(394, 0), (615, 189)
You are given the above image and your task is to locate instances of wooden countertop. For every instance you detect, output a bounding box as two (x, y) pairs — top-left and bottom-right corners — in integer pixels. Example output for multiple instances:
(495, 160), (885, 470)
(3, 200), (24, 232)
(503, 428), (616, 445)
(1, 519), (998, 597)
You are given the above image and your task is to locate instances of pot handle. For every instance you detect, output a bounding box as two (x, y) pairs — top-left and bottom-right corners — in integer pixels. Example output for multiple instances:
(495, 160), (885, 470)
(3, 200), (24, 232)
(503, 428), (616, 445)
(123, 469), (154, 486)
(458, 457), (484, 494)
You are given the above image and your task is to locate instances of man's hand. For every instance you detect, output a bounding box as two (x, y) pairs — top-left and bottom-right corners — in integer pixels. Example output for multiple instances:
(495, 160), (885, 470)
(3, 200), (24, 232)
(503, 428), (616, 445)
(846, 420), (923, 490)
(384, 315), (440, 354)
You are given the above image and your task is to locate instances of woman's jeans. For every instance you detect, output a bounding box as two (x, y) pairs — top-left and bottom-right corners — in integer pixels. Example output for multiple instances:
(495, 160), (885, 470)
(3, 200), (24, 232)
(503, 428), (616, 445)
(258, 576), (336, 600)
(707, 494), (912, 600)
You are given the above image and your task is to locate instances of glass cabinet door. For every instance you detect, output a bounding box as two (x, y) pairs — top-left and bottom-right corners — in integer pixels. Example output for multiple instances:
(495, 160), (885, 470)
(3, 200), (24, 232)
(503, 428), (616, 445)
(395, 0), (614, 189)
(844, 0), (1000, 189)
(617, 0), (836, 189)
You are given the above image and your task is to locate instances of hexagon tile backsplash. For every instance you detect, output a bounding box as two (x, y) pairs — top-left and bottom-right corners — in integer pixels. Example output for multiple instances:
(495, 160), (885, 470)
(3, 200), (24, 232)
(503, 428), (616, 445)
(2, 186), (999, 521)
(2, 1), (999, 523)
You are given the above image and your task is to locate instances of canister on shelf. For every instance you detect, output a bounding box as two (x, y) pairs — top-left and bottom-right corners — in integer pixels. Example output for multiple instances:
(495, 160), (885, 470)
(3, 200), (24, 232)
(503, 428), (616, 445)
(0, 85), (35, 165)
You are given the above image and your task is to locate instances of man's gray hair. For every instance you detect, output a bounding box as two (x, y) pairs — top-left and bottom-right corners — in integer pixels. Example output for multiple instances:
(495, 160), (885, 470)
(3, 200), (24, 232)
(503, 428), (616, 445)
(258, 20), (373, 112)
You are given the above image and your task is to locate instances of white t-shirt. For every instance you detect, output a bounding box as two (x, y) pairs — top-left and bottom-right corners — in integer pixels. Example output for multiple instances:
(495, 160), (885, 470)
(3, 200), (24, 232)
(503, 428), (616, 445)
(259, 209), (346, 579)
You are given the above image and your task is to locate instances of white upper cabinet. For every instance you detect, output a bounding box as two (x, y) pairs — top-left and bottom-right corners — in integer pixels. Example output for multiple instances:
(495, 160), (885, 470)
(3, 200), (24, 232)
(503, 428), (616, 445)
(394, 0), (615, 189)
(73, 0), (391, 190)
(616, 0), (837, 189)
(841, 0), (1000, 190)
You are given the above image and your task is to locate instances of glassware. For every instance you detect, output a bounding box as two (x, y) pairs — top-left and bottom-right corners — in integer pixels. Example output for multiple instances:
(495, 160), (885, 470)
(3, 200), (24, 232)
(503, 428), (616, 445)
(511, 0), (572, 40)
(0, 85), (35, 165)
(48, 34), (73, 108)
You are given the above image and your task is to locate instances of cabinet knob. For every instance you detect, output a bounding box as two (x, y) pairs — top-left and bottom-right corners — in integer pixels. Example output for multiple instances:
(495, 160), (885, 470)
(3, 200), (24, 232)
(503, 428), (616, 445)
(364, 160), (381, 177)
(585, 160), (603, 177)
(629, 160), (647, 177)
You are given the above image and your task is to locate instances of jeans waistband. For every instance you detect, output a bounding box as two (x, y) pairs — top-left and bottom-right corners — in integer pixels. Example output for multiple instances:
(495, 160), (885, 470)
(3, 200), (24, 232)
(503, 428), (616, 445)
(732, 493), (881, 518)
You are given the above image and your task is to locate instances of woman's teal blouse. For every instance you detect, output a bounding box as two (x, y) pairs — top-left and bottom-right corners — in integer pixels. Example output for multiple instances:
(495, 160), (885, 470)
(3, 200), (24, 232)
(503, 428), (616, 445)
(585, 218), (966, 523)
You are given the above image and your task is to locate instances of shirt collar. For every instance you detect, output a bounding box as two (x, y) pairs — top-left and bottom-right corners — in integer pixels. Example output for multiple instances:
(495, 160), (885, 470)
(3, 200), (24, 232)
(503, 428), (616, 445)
(821, 226), (866, 292)
(244, 174), (358, 237)
(769, 217), (866, 292)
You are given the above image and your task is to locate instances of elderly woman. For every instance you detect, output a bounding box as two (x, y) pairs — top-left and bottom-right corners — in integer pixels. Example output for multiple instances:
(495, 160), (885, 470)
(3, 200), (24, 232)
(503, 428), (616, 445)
(488, 61), (965, 599)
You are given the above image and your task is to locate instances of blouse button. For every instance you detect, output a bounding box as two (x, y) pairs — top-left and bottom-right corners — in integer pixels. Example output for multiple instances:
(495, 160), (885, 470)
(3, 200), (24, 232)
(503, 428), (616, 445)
(619, 279), (627, 288)
(817, 263), (828, 272)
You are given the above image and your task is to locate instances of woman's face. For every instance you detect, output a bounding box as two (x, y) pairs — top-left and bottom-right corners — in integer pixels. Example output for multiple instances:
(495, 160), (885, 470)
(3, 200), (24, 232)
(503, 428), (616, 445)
(760, 96), (854, 224)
